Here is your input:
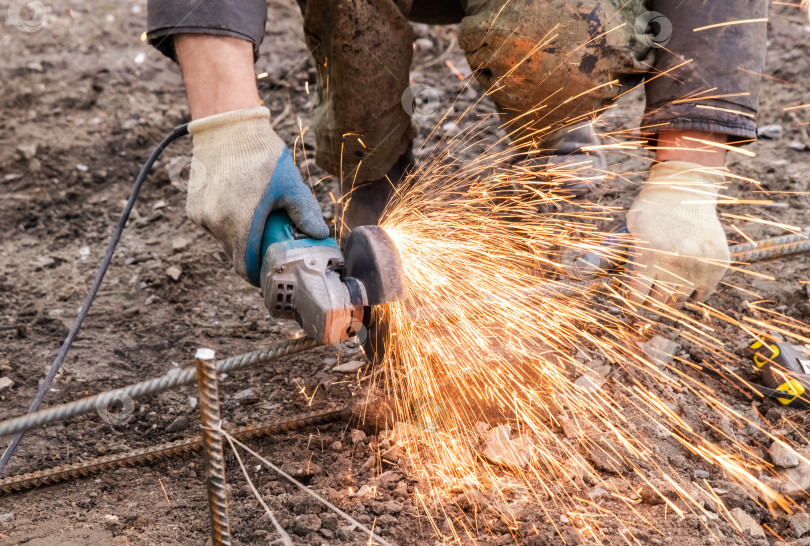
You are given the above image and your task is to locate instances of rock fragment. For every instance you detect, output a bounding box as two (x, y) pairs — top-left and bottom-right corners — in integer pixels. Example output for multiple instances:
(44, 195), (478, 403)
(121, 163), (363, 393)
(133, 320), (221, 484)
(730, 507), (765, 540)
(332, 360), (366, 372)
(482, 433), (534, 470)
(165, 415), (189, 433)
(789, 512), (810, 538)
(350, 429), (367, 444)
(0, 377), (12, 392)
(293, 514), (321, 536)
(280, 460), (323, 479)
(166, 265), (182, 281)
(769, 440), (799, 469)
(637, 336), (680, 367)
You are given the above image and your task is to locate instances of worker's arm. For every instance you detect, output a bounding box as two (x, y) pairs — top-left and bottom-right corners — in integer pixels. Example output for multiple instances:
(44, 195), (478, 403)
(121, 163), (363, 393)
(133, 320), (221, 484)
(626, 0), (768, 306)
(172, 35), (328, 286)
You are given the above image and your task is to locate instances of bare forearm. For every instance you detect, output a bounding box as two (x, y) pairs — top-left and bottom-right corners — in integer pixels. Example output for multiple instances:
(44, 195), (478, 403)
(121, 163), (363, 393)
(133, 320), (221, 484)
(174, 34), (261, 120)
(655, 130), (727, 168)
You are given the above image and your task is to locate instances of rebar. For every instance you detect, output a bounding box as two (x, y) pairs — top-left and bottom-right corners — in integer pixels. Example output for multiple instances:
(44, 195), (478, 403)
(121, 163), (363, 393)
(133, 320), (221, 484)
(730, 238), (810, 263)
(727, 233), (808, 254)
(0, 336), (319, 439)
(195, 349), (232, 546)
(0, 407), (348, 495)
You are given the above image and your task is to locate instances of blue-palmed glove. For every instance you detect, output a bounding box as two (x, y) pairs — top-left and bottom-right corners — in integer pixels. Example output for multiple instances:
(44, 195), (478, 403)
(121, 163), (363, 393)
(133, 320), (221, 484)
(186, 106), (329, 286)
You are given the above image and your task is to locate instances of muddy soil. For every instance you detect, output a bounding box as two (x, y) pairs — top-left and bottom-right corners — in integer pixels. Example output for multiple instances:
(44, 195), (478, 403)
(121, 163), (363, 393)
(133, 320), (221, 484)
(0, 1), (809, 545)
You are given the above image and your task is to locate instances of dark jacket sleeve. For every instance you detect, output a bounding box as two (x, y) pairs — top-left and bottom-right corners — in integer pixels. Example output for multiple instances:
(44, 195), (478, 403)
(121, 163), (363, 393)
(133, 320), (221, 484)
(642, 0), (768, 144)
(146, 0), (267, 62)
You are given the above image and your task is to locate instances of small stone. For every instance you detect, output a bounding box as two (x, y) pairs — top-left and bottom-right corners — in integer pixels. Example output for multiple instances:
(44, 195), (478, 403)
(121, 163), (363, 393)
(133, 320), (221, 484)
(165, 415), (189, 433)
(639, 479), (677, 505)
(484, 423), (511, 444)
(103, 514), (122, 529)
(293, 514), (321, 536)
(166, 265), (182, 281)
(588, 487), (610, 500)
(769, 440), (799, 469)
(637, 336), (680, 368)
(562, 454), (596, 484)
(320, 513), (338, 531)
(730, 507), (765, 539)
(389, 422), (419, 444)
(17, 144), (37, 159)
(788, 512), (810, 538)
(694, 469), (710, 480)
(354, 484), (377, 498)
(442, 122), (460, 136)
(789, 141), (807, 151)
(482, 433), (534, 470)
(330, 441), (343, 451)
(0, 513), (13, 523)
(26, 61), (43, 72)
(414, 38), (433, 50)
(377, 514), (398, 527)
(232, 388), (256, 401)
(574, 371), (605, 392)
(558, 414), (600, 440)
(280, 460), (323, 479)
(757, 124), (784, 139)
(350, 429), (367, 444)
(778, 455), (810, 496)
(0, 377), (12, 392)
(332, 360), (366, 373)
(171, 237), (191, 252)
(188, 396), (197, 409)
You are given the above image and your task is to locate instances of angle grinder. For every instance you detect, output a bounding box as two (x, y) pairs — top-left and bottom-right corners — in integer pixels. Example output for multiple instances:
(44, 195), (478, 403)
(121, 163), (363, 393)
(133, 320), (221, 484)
(259, 210), (406, 357)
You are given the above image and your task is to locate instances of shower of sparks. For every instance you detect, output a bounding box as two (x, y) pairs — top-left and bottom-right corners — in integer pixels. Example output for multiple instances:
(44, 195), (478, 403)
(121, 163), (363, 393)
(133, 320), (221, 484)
(321, 6), (810, 544)
(339, 83), (810, 546)
(363, 134), (808, 541)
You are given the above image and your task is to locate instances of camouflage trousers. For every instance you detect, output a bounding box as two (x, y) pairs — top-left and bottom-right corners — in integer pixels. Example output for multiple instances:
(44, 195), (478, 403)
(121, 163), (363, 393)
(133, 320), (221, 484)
(148, 0), (767, 182)
(296, 0), (654, 181)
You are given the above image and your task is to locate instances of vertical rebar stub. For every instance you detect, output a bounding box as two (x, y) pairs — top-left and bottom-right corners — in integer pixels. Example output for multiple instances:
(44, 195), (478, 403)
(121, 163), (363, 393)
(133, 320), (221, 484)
(195, 348), (232, 546)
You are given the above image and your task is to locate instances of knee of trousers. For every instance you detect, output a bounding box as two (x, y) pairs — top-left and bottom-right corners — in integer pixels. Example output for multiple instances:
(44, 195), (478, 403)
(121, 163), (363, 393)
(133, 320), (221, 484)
(458, 0), (652, 146)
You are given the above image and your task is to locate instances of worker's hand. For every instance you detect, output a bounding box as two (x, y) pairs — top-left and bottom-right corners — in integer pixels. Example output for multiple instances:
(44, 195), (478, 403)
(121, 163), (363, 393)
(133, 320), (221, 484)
(625, 161), (730, 306)
(186, 106), (329, 286)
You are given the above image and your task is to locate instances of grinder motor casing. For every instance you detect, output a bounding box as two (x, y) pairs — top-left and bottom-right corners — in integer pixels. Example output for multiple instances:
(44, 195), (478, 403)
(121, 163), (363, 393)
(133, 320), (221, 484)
(260, 211), (406, 348)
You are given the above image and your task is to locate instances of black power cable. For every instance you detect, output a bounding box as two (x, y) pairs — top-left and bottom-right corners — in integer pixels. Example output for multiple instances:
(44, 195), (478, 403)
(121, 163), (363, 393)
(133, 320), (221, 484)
(0, 123), (190, 476)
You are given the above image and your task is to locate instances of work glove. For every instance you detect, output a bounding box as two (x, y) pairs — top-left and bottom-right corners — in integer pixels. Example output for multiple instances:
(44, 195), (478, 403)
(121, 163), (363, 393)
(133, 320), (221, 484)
(625, 161), (730, 306)
(186, 106), (329, 286)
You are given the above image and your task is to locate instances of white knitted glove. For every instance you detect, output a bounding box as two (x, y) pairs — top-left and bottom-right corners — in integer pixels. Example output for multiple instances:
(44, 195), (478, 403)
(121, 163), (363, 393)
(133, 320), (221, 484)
(625, 161), (730, 305)
(187, 106), (329, 286)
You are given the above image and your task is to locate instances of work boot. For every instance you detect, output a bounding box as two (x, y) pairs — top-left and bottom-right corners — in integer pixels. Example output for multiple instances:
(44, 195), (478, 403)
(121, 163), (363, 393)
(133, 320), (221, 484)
(338, 149), (414, 240)
(511, 123), (607, 198)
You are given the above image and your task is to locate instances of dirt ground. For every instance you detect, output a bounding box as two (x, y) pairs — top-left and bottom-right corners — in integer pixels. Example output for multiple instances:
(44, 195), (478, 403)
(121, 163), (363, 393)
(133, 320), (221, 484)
(1, 1), (809, 545)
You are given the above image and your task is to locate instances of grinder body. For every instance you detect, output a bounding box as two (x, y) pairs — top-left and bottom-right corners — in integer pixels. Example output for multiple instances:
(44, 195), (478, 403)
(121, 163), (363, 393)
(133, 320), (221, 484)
(260, 210), (405, 347)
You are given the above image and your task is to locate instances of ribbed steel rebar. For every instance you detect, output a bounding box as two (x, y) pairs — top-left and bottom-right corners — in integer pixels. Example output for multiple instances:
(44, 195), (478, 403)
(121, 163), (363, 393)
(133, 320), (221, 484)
(0, 407), (348, 495)
(727, 233), (808, 254)
(730, 239), (810, 263)
(0, 337), (320, 439)
(195, 349), (231, 546)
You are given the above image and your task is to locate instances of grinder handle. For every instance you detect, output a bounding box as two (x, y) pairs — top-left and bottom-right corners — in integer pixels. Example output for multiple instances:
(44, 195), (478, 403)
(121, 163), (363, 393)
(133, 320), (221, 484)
(260, 210), (339, 258)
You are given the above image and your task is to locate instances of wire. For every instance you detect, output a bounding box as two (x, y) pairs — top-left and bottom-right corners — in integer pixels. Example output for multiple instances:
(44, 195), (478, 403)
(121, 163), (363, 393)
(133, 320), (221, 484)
(0, 124), (190, 476)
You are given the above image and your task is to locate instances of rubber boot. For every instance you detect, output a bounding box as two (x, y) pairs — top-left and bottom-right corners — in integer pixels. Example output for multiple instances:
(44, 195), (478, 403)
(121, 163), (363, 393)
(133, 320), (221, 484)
(338, 149), (414, 240)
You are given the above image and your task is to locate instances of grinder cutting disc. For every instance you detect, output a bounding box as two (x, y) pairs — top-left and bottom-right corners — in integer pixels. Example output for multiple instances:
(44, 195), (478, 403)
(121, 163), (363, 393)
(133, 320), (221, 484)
(344, 226), (407, 364)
